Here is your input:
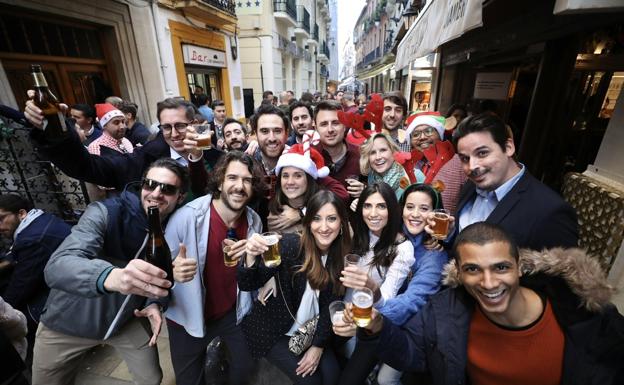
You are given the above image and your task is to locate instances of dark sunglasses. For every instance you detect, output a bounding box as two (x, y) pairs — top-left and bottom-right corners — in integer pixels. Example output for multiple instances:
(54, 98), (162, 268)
(141, 178), (179, 196)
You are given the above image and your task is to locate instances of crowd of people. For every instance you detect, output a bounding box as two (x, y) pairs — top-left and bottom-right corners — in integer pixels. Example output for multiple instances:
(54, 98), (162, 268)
(0, 86), (622, 385)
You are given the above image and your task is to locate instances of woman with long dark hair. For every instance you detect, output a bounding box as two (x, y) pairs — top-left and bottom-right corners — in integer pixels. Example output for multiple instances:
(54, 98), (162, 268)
(238, 190), (351, 384)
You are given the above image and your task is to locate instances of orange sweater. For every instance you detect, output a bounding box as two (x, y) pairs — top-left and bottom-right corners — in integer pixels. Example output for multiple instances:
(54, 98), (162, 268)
(467, 299), (565, 385)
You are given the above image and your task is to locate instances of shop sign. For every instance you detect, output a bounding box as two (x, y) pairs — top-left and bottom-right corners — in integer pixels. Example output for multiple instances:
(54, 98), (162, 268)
(473, 72), (512, 100)
(183, 44), (226, 68)
(395, 0), (482, 70)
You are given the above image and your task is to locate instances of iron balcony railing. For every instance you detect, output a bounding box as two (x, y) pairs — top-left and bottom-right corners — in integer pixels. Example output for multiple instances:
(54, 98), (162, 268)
(357, 47), (381, 68)
(296, 6), (311, 34)
(200, 0), (236, 16)
(274, 0), (297, 21)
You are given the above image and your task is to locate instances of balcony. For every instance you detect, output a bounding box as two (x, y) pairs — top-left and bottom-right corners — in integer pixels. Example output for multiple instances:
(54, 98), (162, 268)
(307, 23), (319, 46)
(294, 6), (310, 38)
(356, 47), (381, 69)
(318, 40), (329, 63)
(274, 0), (297, 27)
(159, 0), (237, 33)
(320, 64), (329, 78)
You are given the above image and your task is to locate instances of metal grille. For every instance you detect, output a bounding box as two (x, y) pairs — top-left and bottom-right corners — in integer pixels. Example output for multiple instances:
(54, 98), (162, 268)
(0, 117), (88, 225)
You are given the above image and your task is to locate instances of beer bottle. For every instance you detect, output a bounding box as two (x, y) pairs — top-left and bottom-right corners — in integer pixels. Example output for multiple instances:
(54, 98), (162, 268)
(30, 64), (68, 139)
(145, 206), (174, 287)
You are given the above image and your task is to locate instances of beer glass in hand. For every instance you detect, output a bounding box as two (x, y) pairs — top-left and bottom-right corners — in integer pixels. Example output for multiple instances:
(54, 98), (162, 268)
(329, 301), (347, 325)
(352, 287), (374, 327)
(193, 124), (212, 150)
(344, 253), (361, 268)
(431, 209), (451, 240)
(261, 232), (281, 267)
(222, 238), (238, 267)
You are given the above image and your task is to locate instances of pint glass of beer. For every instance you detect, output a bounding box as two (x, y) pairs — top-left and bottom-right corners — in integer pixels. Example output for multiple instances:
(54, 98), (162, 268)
(222, 238), (238, 267)
(193, 124), (212, 150)
(431, 209), (451, 240)
(261, 232), (281, 267)
(352, 288), (373, 327)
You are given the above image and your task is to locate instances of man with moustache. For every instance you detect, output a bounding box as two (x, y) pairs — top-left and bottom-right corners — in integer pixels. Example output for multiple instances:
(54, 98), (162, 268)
(222, 118), (250, 152)
(449, 113), (578, 250)
(382, 91), (411, 152)
(164, 151), (265, 385)
(286, 101), (314, 146)
(32, 158), (188, 385)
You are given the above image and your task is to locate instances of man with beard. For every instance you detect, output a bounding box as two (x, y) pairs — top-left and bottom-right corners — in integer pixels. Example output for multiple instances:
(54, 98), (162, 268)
(32, 158), (187, 385)
(164, 151), (265, 385)
(382, 91), (411, 152)
(314, 100), (363, 197)
(222, 118), (250, 152)
(447, 113), (578, 250)
(286, 101), (314, 145)
(87, 103), (133, 155)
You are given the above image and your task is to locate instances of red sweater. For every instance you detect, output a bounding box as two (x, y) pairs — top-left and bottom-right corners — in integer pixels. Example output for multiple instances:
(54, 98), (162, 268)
(467, 299), (564, 385)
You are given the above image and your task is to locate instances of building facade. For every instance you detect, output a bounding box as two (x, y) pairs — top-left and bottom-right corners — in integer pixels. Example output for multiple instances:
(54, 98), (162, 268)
(236, 0), (333, 112)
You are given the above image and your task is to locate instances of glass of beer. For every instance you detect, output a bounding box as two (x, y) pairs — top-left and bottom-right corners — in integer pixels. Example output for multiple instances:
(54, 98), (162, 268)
(345, 174), (360, 185)
(352, 287), (373, 327)
(222, 238), (237, 267)
(329, 301), (347, 325)
(431, 209), (451, 240)
(344, 253), (361, 268)
(261, 232), (281, 267)
(193, 124), (212, 150)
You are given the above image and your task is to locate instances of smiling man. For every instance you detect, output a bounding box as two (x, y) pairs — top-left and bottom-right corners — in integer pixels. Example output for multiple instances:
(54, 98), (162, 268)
(357, 222), (624, 385)
(382, 92), (410, 152)
(164, 151), (265, 385)
(25, 97), (218, 195)
(453, 113), (578, 250)
(32, 158), (188, 385)
(287, 100), (314, 145)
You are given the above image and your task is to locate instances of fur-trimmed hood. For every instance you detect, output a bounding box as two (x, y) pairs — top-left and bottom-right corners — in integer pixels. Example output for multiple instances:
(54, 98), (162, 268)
(442, 247), (616, 312)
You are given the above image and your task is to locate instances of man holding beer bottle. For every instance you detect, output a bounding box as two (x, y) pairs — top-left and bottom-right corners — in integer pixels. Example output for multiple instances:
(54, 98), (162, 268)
(165, 151), (266, 385)
(31, 158), (189, 385)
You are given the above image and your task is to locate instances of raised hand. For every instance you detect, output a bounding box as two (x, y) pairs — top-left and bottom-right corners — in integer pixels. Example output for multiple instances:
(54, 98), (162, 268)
(103, 259), (171, 298)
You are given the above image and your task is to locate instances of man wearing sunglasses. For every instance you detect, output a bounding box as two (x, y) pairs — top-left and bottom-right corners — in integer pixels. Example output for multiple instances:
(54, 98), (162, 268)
(24, 96), (217, 197)
(31, 158), (189, 385)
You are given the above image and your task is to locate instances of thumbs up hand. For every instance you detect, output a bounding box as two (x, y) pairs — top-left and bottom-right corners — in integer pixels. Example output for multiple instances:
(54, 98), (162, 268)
(172, 244), (197, 283)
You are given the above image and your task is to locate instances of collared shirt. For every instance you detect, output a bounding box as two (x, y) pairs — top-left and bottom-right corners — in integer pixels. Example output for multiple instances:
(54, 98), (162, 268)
(170, 147), (188, 167)
(87, 132), (133, 155)
(459, 164), (526, 231)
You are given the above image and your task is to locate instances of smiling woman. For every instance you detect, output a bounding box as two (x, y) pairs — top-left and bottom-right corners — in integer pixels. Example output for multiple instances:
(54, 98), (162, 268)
(359, 133), (410, 199)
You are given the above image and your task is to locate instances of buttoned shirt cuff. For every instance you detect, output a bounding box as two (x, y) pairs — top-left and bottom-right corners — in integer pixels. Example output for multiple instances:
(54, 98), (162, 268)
(96, 266), (116, 294)
(187, 152), (204, 162)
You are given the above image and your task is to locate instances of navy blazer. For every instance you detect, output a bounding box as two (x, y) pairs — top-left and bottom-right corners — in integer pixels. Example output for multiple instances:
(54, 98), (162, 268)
(456, 171), (578, 250)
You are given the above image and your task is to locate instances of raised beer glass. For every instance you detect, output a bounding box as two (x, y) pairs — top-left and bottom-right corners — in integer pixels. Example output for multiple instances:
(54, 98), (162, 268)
(344, 253), (362, 268)
(431, 209), (451, 240)
(329, 301), (347, 325)
(193, 124), (212, 150)
(261, 232), (281, 267)
(352, 287), (373, 327)
(222, 238), (238, 267)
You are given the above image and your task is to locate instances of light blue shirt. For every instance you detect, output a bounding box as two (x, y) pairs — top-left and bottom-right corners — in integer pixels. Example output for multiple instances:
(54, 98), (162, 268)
(170, 147), (188, 167)
(458, 164), (526, 231)
(198, 105), (214, 123)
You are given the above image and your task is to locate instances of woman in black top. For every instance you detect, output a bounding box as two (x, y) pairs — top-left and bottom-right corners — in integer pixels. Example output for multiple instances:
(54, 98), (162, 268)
(238, 190), (351, 384)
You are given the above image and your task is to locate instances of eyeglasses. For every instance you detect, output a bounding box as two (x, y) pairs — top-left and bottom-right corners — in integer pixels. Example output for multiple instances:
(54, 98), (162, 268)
(141, 178), (179, 196)
(158, 122), (190, 133)
(411, 127), (435, 138)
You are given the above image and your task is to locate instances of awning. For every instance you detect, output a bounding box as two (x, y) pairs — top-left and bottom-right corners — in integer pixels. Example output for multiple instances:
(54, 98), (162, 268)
(553, 0), (624, 14)
(395, 0), (483, 70)
(357, 63), (395, 81)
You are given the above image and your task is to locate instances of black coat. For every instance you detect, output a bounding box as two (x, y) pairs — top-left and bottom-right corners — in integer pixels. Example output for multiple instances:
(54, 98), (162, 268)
(456, 171), (578, 250)
(237, 233), (340, 358)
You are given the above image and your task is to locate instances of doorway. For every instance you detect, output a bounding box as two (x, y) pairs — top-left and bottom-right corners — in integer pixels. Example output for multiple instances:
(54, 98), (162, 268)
(186, 67), (222, 107)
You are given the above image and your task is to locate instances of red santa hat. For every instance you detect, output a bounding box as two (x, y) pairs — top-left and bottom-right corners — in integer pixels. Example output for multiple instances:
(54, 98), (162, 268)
(95, 103), (125, 128)
(275, 130), (330, 180)
(405, 112), (446, 140)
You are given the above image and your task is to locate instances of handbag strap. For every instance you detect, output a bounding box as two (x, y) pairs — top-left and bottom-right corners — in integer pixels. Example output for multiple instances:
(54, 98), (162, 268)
(276, 272), (318, 328)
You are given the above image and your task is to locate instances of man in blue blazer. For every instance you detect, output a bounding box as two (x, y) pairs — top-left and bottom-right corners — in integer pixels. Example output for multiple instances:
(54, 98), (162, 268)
(450, 113), (578, 250)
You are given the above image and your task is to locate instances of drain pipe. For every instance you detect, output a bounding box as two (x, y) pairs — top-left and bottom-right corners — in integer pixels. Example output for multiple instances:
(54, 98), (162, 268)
(150, 0), (174, 96)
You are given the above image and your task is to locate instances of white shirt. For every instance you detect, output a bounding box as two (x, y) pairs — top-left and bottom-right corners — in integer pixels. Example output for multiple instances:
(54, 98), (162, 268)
(286, 254), (327, 336)
(344, 232), (414, 308)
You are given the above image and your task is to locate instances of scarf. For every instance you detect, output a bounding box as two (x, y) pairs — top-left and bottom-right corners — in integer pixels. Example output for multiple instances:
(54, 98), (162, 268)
(368, 161), (409, 197)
